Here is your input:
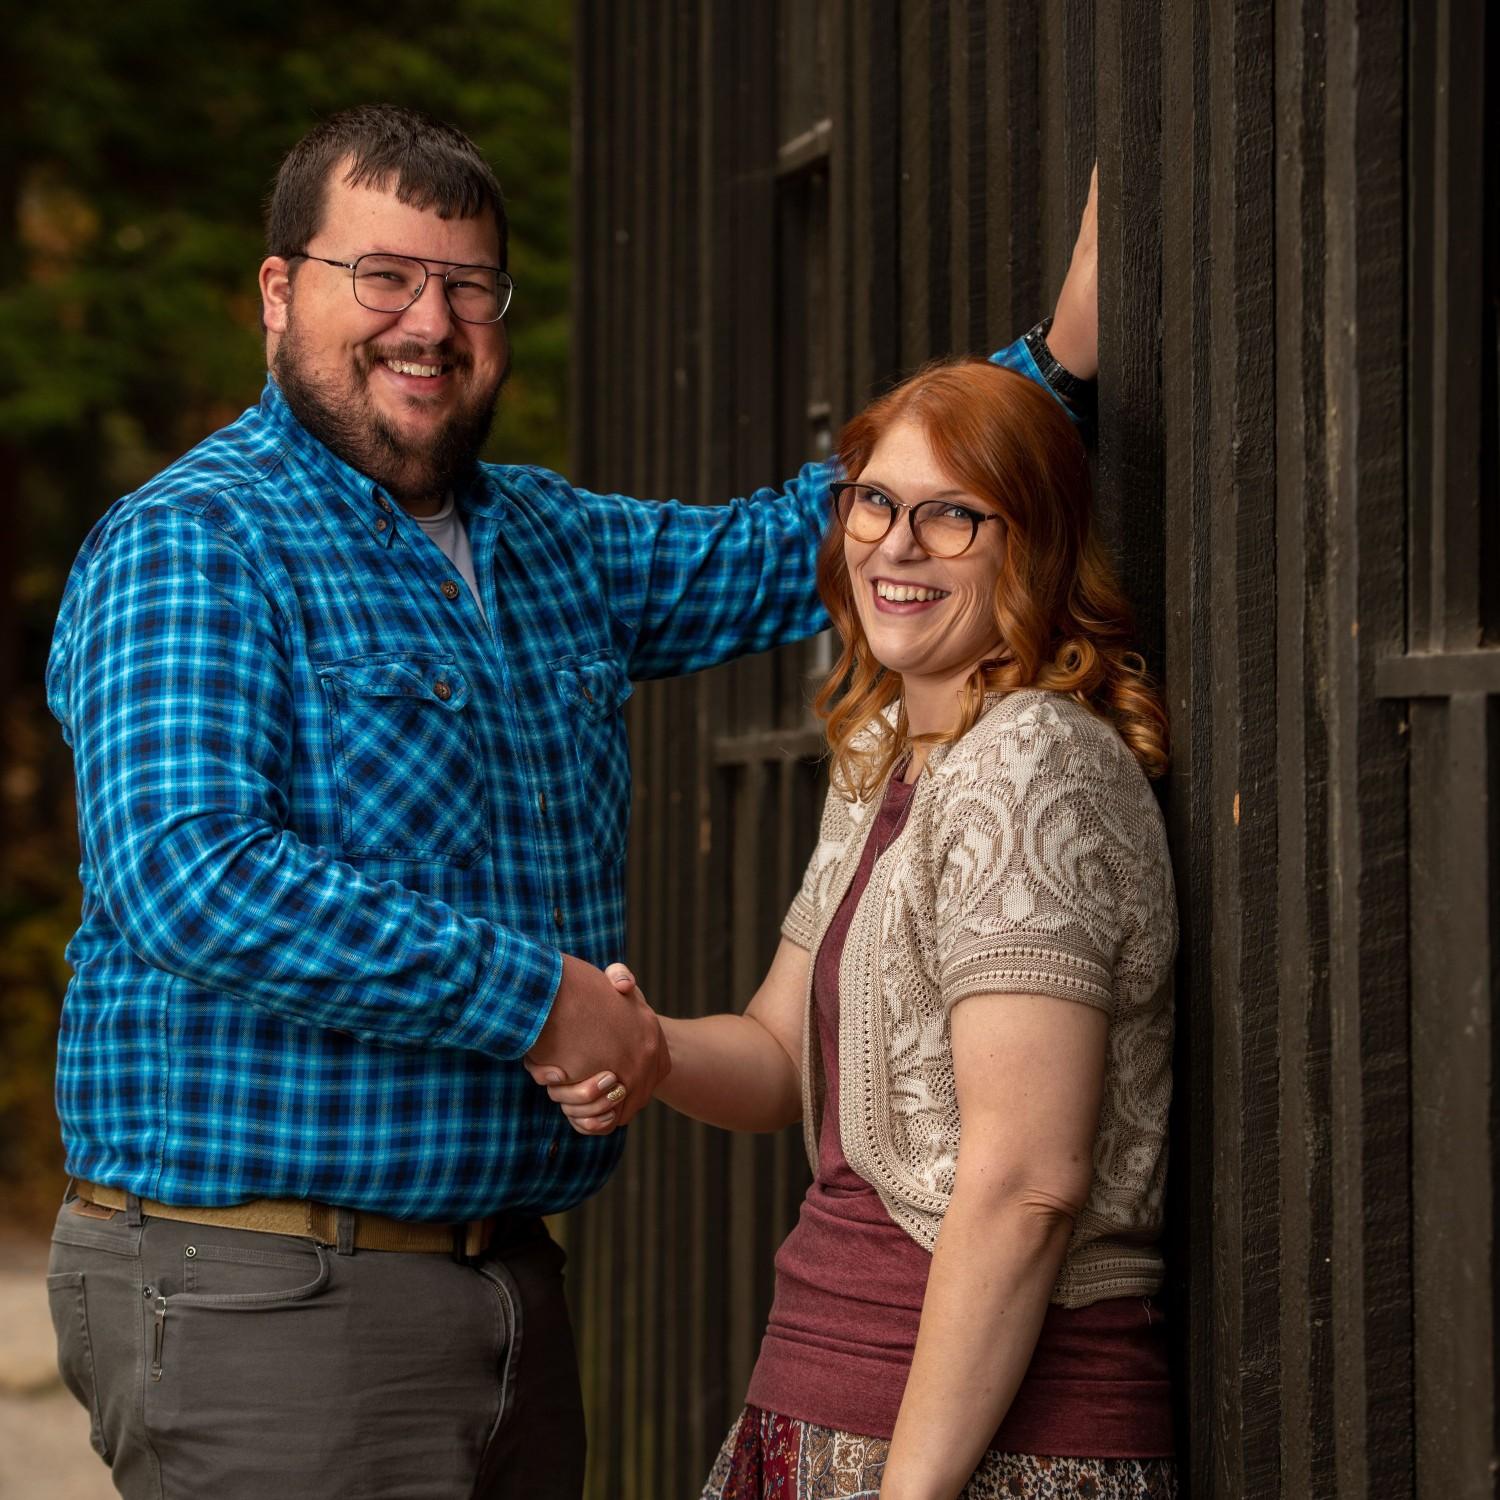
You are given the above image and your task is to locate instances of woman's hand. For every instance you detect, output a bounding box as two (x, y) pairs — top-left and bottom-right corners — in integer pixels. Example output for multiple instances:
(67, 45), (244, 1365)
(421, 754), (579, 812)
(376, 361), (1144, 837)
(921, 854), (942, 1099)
(525, 962), (641, 1135)
(1046, 164), (1098, 381)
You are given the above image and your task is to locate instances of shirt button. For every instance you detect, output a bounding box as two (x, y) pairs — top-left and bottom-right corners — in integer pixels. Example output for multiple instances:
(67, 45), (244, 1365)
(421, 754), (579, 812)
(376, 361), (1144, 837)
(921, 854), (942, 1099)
(375, 494), (393, 513)
(547, 1140), (560, 1161)
(553, 906), (563, 928)
(441, 579), (461, 601)
(432, 679), (453, 702)
(538, 791), (548, 816)
(374, 516), (389, 533)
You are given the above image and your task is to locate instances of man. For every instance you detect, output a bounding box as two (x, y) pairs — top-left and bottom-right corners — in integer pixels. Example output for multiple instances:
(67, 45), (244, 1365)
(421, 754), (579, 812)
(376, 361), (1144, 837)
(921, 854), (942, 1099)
(45, 106), (1097, 1498)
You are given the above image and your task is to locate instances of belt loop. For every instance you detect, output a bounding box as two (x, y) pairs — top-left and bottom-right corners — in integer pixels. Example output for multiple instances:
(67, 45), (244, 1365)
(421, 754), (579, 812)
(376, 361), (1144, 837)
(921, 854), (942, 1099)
(125, 1191), (143, 1228)
(335, 1207), (356, 1256)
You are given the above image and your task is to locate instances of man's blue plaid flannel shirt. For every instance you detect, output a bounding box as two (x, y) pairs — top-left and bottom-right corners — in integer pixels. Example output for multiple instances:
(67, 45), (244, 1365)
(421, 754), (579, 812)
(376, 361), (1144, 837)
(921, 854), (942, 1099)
(46, 337), (1071, 1220)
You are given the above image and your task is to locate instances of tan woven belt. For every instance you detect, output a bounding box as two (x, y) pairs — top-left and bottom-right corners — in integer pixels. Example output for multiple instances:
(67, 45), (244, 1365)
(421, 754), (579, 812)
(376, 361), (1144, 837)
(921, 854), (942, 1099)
(72, 1179), (494, 1256)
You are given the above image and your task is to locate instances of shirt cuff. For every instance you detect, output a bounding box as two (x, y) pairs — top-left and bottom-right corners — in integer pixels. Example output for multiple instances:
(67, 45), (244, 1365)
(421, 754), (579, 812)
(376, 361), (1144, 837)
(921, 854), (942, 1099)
(431, 923), (564, 1060)
(991, 327), (1096, 426)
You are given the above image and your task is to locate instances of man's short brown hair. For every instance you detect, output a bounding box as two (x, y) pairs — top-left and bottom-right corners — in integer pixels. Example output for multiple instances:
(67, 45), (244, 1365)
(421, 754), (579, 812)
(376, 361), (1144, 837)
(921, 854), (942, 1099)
(266, 104), (508, 268)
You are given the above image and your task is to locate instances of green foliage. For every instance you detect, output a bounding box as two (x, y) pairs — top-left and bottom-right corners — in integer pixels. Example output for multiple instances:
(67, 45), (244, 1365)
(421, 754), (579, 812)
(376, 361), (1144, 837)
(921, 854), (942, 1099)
(0, 1), (572, 1228)
(3, 0), (571, 471)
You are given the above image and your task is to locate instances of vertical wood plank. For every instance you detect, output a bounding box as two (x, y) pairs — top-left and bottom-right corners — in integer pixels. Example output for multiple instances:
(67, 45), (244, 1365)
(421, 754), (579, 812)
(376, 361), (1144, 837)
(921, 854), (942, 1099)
(1205, 4), (1282, 1496)
(947, 0), (977, 350)
(1324, 0), (1416, 1492)
(568, 0), (600, 482)
(1484, 2), (1500, 646)
(1407, 11), (1495, 1497)
(1093, 0), (1163, 653)
(983, 5), (1040, 343)
(898, 0), (933, 372)
(1407, 0), (1488, 653)
(827, 0), (855, 423)
(1039, 2), (1095, 294)
(1273, 2), (1336, 1494)
(1158, 0), (1216, 1486)
(926, 0), (952, 356)
(1410, 694), (1498, 1500)
(850, 0), (901, 394)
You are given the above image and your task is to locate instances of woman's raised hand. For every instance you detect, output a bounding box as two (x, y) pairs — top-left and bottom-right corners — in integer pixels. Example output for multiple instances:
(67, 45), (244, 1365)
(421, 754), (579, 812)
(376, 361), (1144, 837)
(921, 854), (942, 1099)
(1046, 163), (1098, 381)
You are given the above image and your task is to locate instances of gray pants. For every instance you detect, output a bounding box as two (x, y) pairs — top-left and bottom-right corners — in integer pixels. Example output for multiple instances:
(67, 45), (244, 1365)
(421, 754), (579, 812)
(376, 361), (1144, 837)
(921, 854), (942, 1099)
(46, 1191), (586, 1499)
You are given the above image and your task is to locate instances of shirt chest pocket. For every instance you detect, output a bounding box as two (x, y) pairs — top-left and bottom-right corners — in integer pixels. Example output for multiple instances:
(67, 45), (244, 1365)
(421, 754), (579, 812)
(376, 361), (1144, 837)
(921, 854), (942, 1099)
(318, 656), (490, 866)
(551, 651), (634, 863)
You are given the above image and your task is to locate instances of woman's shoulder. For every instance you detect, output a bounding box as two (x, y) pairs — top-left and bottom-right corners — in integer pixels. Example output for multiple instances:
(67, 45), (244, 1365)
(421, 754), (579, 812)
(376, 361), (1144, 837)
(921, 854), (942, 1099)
(935, 688), (1139, 791)
(927, 691), (1176, 948)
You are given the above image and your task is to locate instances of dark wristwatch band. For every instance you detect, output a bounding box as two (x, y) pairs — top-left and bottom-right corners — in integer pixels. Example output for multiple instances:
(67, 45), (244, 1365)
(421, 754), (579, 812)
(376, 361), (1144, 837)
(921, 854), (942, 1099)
(1022, 316), (1096, 416)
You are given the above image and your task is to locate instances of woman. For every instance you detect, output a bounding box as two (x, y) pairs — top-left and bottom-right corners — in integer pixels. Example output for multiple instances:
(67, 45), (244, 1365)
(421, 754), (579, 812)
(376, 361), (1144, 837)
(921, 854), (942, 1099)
(543, 358), (1177, 1499)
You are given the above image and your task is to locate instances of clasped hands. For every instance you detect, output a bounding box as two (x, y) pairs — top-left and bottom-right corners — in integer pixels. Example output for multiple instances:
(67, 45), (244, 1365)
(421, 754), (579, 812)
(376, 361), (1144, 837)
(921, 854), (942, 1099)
(523, 955), (661, 1133)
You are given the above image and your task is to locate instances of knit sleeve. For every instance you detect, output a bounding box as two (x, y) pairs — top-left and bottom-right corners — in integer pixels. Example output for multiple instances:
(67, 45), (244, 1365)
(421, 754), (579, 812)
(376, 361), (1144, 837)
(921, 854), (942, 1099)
(934, 724), (1146, 1014)
(781, 782), (858, 951)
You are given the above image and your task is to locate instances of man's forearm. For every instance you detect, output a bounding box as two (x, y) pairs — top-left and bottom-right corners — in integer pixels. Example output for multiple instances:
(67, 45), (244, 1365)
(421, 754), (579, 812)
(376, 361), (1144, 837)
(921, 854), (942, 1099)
(98, 812), (561, 1062)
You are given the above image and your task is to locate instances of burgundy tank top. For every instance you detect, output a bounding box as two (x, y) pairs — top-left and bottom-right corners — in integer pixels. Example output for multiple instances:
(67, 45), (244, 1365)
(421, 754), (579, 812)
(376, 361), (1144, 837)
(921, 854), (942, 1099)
(745, 773), (1173, 1457)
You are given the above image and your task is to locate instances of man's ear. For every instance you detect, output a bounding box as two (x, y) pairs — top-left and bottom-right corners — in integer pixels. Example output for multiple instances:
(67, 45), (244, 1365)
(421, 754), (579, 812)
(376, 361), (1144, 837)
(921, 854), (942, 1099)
(260, 257), (293, 336)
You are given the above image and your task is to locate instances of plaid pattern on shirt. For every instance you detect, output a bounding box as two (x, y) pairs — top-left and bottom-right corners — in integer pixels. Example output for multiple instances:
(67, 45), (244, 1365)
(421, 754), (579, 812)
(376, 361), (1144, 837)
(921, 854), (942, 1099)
(47, 339), (1066, 1221)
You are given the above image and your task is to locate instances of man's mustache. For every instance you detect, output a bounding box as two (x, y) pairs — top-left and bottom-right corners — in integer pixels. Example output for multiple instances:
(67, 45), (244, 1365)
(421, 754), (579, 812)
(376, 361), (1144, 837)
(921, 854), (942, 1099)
(358, 342), (473, 374)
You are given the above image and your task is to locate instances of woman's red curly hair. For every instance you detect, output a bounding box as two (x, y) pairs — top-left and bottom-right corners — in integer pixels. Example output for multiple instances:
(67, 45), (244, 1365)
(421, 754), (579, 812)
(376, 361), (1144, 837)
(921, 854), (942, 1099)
(815, 357), (1170, 799)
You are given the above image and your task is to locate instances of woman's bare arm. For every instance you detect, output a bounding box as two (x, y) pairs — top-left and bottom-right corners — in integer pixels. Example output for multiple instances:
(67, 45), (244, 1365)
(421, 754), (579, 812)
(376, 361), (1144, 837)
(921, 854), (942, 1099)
(879, 990), (1109, 1500)
(1044, 165), (1099, 380)
(528, 937), (808, 1134)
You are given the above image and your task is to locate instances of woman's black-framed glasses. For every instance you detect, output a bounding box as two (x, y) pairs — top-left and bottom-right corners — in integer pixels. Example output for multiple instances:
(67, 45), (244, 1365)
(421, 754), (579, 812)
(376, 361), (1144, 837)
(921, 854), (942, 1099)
(289, 252), (515, 324)
(830, 480), (1003, 559)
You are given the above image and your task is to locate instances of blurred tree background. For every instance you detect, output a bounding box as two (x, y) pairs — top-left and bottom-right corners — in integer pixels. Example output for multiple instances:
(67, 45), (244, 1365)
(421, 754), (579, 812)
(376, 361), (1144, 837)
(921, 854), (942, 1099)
(0, 0), (572, 1228)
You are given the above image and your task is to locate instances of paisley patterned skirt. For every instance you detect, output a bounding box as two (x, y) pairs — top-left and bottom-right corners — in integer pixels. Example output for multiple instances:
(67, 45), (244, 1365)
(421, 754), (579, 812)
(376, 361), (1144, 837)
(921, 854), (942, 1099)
(701, 1406), (1178, 1500)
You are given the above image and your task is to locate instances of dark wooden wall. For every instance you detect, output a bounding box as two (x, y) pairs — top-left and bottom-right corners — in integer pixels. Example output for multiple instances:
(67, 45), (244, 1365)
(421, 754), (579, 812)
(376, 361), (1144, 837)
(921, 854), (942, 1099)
(565, 3), (1499, 1496)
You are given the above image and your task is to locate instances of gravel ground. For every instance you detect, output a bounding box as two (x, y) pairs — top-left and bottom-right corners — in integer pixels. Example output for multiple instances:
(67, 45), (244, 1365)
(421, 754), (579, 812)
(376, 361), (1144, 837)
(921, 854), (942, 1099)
(0, 1237), (117, 1500)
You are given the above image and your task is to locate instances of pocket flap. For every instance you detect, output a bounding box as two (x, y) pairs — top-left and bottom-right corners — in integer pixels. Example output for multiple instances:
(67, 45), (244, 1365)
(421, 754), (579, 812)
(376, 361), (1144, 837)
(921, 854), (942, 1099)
(551, 653), (633, 723)
(320, 657), (472, 711)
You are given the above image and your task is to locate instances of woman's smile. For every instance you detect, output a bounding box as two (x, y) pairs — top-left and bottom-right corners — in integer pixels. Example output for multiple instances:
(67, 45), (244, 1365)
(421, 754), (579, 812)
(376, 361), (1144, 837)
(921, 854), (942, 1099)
(870, 576), (952, 612)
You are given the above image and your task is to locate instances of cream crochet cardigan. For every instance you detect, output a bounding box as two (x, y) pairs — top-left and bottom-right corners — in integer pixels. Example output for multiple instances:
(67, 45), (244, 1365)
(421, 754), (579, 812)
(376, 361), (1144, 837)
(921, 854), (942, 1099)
(782, 689), (1177, 1307)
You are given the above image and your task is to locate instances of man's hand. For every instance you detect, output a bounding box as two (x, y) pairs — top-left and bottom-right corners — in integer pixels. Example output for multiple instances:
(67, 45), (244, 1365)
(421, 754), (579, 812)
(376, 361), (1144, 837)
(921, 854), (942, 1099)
(526, 964), (648, 1136)
(1046, 164), (1098, 381)
(523, 956), (667, 1127)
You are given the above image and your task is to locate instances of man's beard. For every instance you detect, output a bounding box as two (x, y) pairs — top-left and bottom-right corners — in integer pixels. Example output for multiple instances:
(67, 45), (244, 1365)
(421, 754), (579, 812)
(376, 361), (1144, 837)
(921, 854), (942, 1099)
(273, 317), (501, 506)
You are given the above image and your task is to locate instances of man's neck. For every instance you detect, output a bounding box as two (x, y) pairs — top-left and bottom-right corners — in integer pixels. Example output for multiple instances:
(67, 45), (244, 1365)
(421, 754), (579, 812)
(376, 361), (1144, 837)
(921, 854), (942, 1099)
(398, 492), (448, 519)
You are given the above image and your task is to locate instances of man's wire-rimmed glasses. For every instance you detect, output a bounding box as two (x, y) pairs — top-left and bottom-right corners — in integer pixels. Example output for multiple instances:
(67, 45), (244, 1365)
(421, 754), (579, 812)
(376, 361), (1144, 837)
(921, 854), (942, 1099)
(289, 252), (515, 324)
(829, 480), (1004, 559)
